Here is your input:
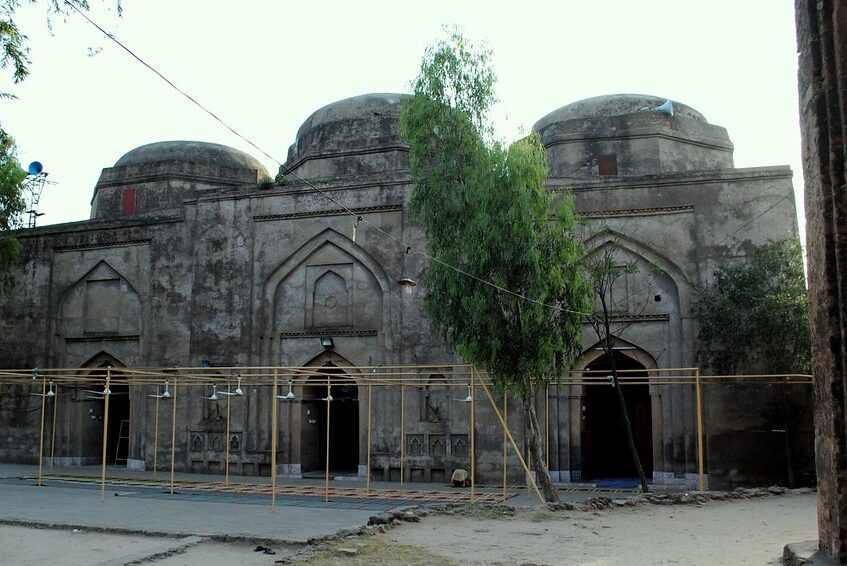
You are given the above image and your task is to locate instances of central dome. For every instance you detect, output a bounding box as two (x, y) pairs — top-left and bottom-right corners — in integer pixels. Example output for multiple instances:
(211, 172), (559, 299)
(283, 93), (409, 178)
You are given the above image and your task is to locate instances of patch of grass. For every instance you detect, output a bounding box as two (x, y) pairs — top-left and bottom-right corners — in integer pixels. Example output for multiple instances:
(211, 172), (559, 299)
(452, 504), (515, 519)
(528, 509), (553, 522)
(292, 538), (457, 566)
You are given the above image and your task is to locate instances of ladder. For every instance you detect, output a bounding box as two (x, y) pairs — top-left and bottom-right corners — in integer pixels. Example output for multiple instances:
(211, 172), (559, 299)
(114, 419), (130, 467)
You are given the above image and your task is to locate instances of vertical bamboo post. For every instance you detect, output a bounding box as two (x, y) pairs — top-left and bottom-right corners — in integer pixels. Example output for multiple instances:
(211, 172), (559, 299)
(152, 390), (160, 479)
(366, 382), (372, 495)
(225, 382), (232, 486)
(271, 371), (279, 511)
(50, 384), (58, 470)
(695, 368), (705, 491)
(470, 367), (476, 503)
(502, 395), (508, 502)
(545, 384), (550, 471)
(169, 379), (178, 495)
(37, 377), (47, 487)
(325, 374), (331, 503)
(100, 368), (111, 502)
(400, 384), (405, 485)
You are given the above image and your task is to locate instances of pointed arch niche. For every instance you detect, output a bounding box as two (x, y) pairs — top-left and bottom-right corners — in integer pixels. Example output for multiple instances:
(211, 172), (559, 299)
(259, 228), (395, 364)
(583, 228), (691, 369)
(55, 261), (142, 369)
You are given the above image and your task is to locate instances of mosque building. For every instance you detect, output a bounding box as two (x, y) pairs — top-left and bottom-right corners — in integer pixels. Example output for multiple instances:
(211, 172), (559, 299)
(0, 93), (808, 489)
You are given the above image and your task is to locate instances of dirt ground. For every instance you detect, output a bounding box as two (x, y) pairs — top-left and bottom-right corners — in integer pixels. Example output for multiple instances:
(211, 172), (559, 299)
(0, 492), (817, 565)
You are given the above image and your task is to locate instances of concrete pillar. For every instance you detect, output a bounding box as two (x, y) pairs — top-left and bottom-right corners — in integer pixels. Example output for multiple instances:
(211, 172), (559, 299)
(795, 0), (847, 560)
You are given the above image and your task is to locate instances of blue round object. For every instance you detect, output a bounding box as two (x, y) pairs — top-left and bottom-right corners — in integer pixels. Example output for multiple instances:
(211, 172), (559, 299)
(27, 161), (43, 175)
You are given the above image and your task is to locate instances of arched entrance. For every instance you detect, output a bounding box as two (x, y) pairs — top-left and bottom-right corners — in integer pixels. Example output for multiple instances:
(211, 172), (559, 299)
(301, 363), (359, 474)
(582, 351), (653, 480)
(81, 355), (131, 466)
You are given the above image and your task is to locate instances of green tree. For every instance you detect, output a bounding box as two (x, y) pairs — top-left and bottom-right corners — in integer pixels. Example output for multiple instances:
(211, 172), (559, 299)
(1, 2), (121, 91)
(692, 236), (811, 374)
(401, 29), (592, 502)
(0, 1), (120, 293)
(0, 128), (25, 293)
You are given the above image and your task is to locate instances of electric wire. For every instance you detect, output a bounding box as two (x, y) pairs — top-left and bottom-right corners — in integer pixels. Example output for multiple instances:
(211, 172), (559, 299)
(67, 3), (806, 315)
(65, 1), (589, 316)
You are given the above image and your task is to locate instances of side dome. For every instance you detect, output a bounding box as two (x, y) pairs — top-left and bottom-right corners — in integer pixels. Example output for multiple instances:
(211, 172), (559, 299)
(533, 94), (734, 178)
(282, 93), (409, 179)
(114, 141), (269, 179)
(91, 141), (269, 220)
(533, 94), (708, 131)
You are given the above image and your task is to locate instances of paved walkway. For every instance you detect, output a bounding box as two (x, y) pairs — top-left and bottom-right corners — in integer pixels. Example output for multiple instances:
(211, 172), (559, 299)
(0, 463), (632, 545)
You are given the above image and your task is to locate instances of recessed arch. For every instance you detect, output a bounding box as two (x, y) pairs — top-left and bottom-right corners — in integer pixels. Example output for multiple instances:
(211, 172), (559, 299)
(259, 227), (395, 355)
(583, 228), (691, 313)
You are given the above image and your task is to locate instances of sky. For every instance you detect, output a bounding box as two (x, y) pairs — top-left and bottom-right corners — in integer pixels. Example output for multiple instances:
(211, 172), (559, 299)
(1, 1), (803, 235)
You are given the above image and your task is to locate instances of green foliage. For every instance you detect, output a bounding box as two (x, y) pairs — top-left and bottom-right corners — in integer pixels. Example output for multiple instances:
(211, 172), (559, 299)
(400, 29), (592, 396)
(257, 175), (274, 190)
(692, 236), (811, 374)
(0, 2), (118, 90)
(0, 128), (25, 293)
(0, 0), (120, 291)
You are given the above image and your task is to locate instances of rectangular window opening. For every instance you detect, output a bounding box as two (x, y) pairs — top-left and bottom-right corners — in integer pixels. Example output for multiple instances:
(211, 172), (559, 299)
(598, 154), (618, 176)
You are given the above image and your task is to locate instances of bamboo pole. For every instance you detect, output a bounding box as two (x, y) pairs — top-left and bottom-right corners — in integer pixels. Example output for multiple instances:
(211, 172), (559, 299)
(470, 367), (475, 503)
(502, 395), (508, 503)
(50, 384), (58, 470)
(366, 382), (372, 495)
(400, 384), (405, 485)
(37, 377), (47, 487)
(271, 371), (278, 511)
(152, 391), (159, 479)
(100, 368), (111, 502)
(325, 375), (331, 503)
(478, 377), (544, 503)
(545, 384), (550, 471)
(696, 368), (705, 491)
(169, 379), (178, 495)
(225, 382), (232, 486)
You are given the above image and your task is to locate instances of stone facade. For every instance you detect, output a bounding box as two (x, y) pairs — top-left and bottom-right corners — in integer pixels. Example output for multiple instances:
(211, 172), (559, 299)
(0, 92), (806, 489)
(795, 0), (847, 561)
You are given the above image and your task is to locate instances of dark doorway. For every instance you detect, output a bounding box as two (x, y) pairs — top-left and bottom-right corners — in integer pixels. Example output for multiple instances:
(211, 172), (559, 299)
(581, 352), (653, 479)
(302, 365), (359, 474)
(106, 383), (130, 465)
(85, 363), (130, 466)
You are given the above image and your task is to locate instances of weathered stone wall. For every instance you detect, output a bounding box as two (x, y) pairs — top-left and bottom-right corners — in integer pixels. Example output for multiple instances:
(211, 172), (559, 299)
(0, 92), (807, 488)
(796, 0), (847, 560)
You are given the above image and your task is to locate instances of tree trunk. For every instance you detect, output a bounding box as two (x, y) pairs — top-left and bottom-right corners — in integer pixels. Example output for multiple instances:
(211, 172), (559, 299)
(611, 370), (650, 493)
(521, 383), (559, 502)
